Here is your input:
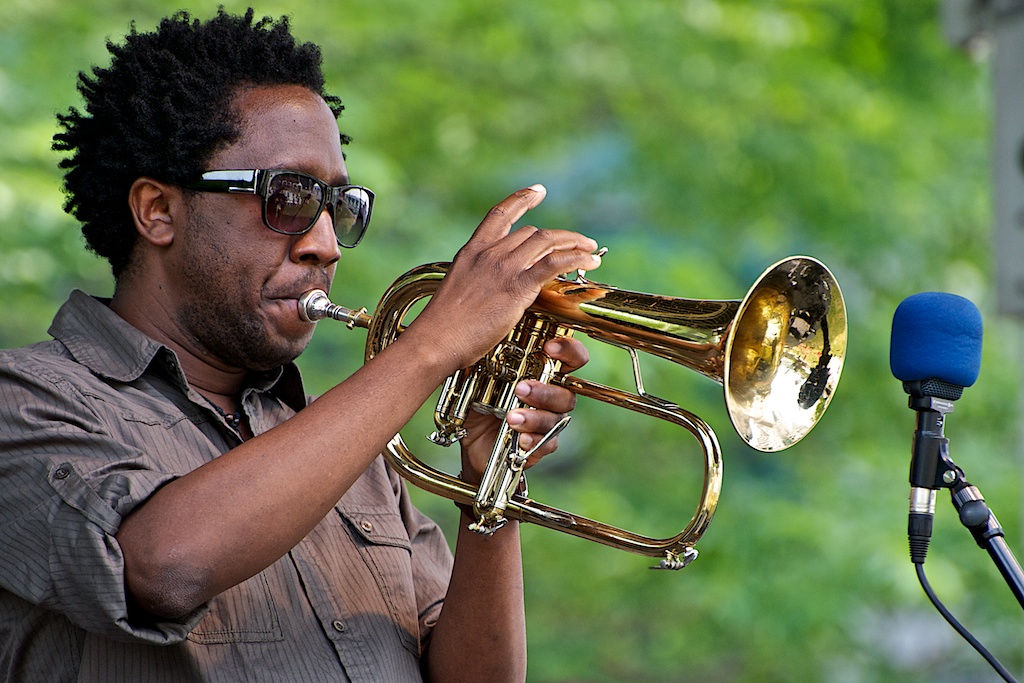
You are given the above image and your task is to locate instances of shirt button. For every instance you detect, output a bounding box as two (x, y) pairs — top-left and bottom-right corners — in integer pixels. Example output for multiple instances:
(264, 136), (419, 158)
(54, 466), (70, 480)
(360, 520), (374, 534)
(332, 620), (346, 633)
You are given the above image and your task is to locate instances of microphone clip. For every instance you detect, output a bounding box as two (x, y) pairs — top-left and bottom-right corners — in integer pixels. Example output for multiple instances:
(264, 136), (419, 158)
(907, 394), (957, 490)
(906, 392), (961, 565)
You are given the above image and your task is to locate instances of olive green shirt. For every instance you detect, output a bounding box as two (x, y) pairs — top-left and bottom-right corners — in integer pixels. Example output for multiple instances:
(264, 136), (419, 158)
(0, 290), (453, 682)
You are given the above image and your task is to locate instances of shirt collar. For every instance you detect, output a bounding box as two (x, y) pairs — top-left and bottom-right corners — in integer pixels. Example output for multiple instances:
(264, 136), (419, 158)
(49, 290), (307, 413)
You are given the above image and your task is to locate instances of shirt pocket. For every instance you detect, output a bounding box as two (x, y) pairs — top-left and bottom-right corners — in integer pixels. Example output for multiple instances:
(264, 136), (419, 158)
(186, 571), (283, 644)
(337, 508), (420, 654)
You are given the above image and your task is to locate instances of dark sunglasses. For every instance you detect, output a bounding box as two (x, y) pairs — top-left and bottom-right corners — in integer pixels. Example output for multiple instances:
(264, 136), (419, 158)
(188, 169), (374, 248)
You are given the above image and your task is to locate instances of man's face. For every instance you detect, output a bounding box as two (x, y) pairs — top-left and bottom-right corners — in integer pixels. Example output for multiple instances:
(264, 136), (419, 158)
(172, 84), (348, 371)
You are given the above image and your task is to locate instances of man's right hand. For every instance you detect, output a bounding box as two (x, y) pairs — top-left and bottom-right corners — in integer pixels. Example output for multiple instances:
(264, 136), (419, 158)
(407, 184), (602, 373)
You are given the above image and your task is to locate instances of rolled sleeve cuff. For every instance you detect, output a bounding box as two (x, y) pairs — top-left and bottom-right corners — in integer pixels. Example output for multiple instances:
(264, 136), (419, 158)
(44, 461), (207, 643)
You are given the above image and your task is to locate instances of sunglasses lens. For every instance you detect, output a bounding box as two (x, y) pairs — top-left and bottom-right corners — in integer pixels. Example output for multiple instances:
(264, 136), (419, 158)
(334, 187), (373, 248)
(266, 174), (323, 234)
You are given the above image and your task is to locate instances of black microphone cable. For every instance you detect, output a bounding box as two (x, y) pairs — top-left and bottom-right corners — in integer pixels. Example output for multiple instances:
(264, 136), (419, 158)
(915, 561), (1018, 682)
(909, 463), (1019, 683)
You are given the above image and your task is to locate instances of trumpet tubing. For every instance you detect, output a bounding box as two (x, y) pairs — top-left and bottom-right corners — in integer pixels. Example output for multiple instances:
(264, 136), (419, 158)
(299, 256), (846, 570)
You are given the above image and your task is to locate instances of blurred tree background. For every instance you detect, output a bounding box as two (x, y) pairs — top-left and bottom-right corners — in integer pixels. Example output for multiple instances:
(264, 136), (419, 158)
(1, 0), (1021, 681)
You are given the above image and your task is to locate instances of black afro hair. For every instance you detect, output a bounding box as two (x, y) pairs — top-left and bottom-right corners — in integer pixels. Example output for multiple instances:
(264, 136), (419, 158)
(52, 8), (349, 278)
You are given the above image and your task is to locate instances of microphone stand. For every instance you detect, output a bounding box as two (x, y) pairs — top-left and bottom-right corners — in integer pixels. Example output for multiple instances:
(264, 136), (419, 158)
(905, 391), (1023, 683)
(948, 475), (1024, 610)
(907, 392), (1024, 610)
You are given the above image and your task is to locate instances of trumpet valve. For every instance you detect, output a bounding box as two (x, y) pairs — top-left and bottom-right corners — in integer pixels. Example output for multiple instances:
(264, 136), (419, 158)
(468, 514), (508, 536)
(650, 547), (699, 571)
(427, 427), (467, 447)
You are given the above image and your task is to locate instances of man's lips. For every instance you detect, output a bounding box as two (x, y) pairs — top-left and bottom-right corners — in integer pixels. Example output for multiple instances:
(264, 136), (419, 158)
(266, 285), (328, 301)
(265, 294), (316, 325)
(264, 276), (331, 322)
(266, 282), (331, 305)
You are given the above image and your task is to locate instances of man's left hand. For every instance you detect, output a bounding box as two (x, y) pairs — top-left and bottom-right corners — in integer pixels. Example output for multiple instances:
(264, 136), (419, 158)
(458, 336), (589, 483)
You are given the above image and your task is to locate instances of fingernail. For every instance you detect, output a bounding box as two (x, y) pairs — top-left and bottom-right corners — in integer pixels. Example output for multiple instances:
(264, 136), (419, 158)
(514, 381), (531, 398)
(545, 340), (564, 355)
(529, 183), (546, 193)
(507, 411), (525, 426)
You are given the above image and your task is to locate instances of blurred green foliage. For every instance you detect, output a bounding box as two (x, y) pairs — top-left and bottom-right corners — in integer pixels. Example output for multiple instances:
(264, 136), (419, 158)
(1, 1), (1020, 681)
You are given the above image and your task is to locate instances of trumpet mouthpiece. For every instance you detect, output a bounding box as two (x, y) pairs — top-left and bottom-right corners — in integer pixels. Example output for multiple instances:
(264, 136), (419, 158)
(298, 289), (371, 330)
(298, 289), (330, 323)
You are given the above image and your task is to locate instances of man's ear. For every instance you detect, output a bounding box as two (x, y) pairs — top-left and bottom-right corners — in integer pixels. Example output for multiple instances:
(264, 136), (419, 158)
(128, 177), (182, 247)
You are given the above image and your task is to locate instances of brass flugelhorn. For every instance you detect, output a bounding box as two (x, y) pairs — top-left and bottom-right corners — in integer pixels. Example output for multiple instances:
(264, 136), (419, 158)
(299, 255), (846, 570)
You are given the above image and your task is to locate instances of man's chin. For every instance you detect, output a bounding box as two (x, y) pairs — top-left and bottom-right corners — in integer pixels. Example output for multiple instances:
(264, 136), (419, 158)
(248, 332), (312, 371)
(204, 320), (313, 372)
(236, 346), (304, 372)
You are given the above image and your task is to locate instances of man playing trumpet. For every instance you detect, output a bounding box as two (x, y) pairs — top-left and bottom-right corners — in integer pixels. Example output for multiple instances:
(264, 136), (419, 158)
(0, 9), (600, 682)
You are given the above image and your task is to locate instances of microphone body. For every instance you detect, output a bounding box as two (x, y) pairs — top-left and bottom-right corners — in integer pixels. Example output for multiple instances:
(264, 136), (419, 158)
(906, 401), (952, 563)
(890, 292), (983, 564)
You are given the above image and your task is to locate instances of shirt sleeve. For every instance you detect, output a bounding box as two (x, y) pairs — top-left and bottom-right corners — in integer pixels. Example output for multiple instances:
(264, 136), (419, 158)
(0, 356), (207, 644)
(386, 463), (453, 648)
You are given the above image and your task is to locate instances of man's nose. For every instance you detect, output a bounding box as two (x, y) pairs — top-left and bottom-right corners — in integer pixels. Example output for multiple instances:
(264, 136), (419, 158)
(292, 209), (341, 265)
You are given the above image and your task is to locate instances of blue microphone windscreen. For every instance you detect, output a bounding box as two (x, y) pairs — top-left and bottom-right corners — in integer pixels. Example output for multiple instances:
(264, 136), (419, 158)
(889, 292), (983, 387)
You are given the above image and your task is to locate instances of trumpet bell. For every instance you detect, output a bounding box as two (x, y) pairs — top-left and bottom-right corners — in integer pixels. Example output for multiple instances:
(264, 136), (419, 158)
(530, 255), (845, 452)
(724, 257), (845, 452)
